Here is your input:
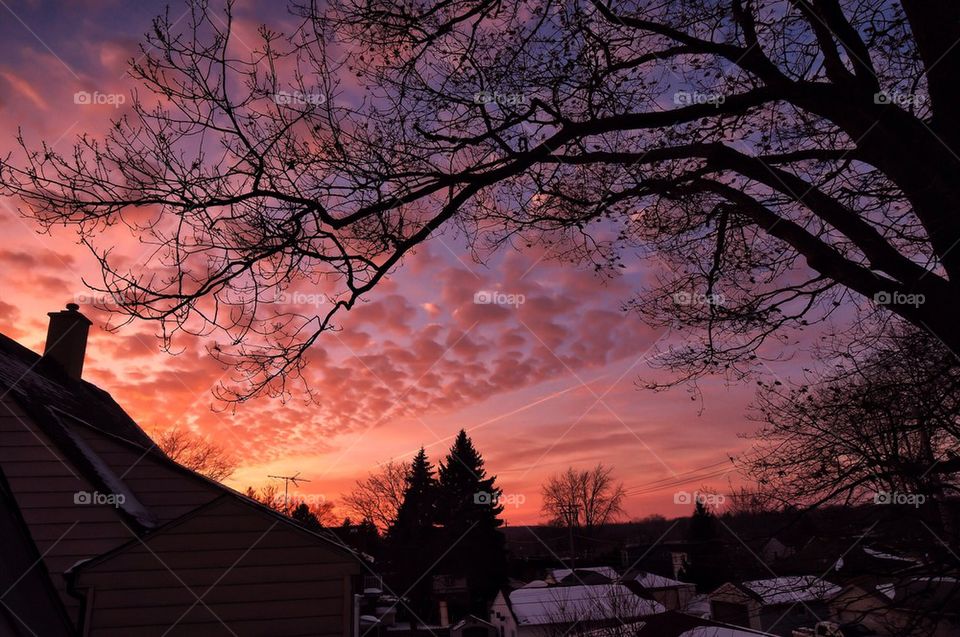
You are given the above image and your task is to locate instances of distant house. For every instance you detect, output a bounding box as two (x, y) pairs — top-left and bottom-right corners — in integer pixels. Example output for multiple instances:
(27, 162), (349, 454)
(489, 580), (665, 637)
(490, 580), (666, 637)
(450, 614), (499, 637)
(708, 575), (841, 636)
(829, 575), (960, 637)
(0, 304), (366, 636)
(547, 566), (620, 584)
(623, 570), (697, 611)
(632, 611), (779, 636)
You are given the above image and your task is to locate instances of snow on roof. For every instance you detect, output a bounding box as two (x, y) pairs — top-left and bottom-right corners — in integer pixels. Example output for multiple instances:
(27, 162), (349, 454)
(682, 593), (711, 618)
(509, 584), (665, 625)
(863, 546), (922, 565)
(522, 580), (549, 588)
(632, 571), (691, 589)
(680, 627), (774, 637)
(740, 575), (841, 605)
(549, 566), (620, 582)
(56, 411), (158, 528)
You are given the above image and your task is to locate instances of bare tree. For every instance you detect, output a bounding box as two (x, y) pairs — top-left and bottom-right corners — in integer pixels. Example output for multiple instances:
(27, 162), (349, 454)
(154, 426), (237, 481)
(539, 583), (654, 637)
(340, 459), (408, 531)
(742, 323), (960, 534)
(541, 464), (627, 531)
(3, 1), (960, 401)
(244, 483), (338, 524)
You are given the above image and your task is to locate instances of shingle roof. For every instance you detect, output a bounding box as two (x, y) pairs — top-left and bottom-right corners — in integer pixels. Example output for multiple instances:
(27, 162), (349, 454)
(509, 583), (666, 625)
(739, 575), (841, 605)
(0, 332), (153, 447)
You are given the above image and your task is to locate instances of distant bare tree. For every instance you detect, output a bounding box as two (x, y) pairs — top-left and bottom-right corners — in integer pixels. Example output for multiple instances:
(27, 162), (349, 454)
(341, 460), (408, 532)
(155, 426), (237, 481)
(289, 496), (339, 526)
(244, 483), (281, 506)
(723, 483), (777, 516)
(541, 464), (626, 532)
(742, 324), (960, 536)
(244, 483), (337, 524)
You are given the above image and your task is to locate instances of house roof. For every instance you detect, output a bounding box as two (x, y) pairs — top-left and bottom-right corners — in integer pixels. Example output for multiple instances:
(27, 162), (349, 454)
(633, 611), (777, 636)
(549, 566), (619, 583)
(0, 332), (153, 448)
(0, 326), (366, 630)
(629, 571), (692, 589)
(738, 575), (841, 605)
(508, 583), (666, 625)
(70, 490), (365, 577)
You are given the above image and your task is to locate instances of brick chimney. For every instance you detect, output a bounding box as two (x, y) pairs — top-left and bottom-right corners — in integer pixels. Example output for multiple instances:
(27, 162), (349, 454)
(43, 303), (92, 380)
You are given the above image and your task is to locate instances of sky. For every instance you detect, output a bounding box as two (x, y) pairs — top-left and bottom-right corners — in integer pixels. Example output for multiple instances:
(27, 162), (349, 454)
(0, 0), (795, 524)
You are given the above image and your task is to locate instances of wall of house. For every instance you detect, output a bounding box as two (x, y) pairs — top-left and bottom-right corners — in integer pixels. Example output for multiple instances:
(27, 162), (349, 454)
(74, 496), (362, 637)
(648, 584), (696, 611)
(709, 586), (761, 630)
(0, 396), (131, 624)
(758, 601), (829, 636)
(829, 589), (959, 637)
(489, 591), (516, 637)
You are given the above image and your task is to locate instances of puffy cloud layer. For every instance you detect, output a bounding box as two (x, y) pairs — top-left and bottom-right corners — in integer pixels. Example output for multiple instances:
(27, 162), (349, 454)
(0, 1), (765, 522)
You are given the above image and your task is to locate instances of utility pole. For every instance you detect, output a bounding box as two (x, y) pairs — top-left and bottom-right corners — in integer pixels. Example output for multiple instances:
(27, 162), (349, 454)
(558, 503), (580, 571)
(267, 472), (311, 514)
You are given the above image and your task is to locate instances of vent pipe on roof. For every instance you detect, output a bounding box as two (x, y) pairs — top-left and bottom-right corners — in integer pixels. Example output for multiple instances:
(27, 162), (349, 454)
(43, 303), (92, 380)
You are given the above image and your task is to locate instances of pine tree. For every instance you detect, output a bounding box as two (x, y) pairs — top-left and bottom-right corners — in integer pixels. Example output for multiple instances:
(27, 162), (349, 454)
(679, 498), (728, 592)
(435, 430), (507, 616)
(290, 502), (322, 531)
(386, 448), (439, 623)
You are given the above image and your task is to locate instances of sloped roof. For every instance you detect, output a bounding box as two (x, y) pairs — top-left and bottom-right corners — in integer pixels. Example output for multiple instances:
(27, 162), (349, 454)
(550, 566), (619, 583)
(739, 575), (841, 605)
(633, 611), (777, 636)
(631, 571), (692, 589)
(509, 584), (665, 625)
(0, 327), (367, 631)
(0, 332), (153, 447)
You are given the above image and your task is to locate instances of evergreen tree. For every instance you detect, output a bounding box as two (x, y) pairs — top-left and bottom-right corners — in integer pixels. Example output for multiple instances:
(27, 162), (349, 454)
(290, 502), (322, 531)
(679, 498), (728, 592)
(385, 448), (439, 623)
(435, 430), (507, 616)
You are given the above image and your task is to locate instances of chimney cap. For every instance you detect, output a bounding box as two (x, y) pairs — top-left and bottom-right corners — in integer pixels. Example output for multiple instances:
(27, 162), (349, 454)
(48, 303), (92, 325)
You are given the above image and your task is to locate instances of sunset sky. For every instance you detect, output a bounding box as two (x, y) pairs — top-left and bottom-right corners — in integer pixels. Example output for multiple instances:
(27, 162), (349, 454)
(0, 0), (811, 524)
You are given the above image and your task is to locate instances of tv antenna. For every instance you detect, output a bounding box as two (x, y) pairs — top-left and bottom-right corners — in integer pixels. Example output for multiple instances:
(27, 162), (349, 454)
(267, 472), (311, 514)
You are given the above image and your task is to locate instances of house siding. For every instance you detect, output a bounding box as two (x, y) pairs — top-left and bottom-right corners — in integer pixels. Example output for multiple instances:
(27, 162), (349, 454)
(0, 395), (132, 623)
(74, 496), (362, 637)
